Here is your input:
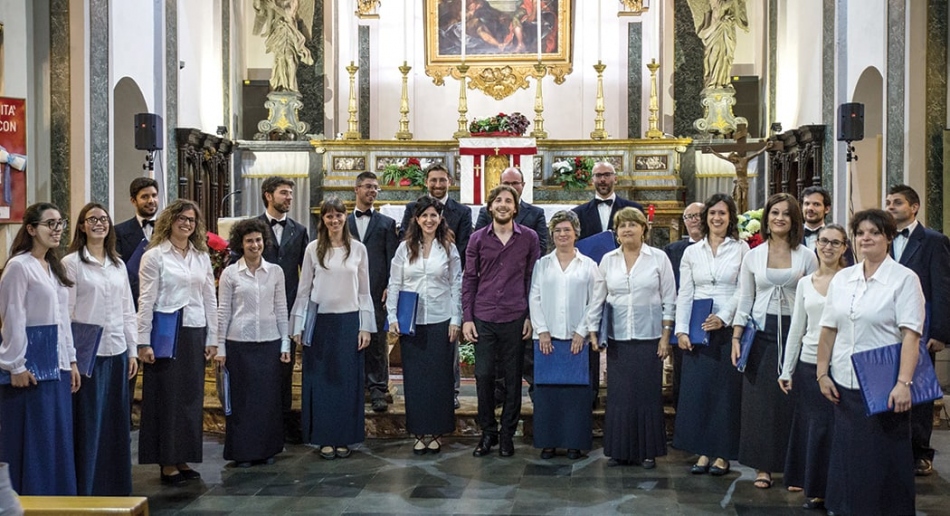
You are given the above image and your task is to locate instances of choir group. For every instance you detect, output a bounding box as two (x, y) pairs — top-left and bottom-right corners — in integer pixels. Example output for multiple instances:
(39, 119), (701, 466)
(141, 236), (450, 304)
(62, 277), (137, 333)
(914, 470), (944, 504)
(0, 162), (944, 516)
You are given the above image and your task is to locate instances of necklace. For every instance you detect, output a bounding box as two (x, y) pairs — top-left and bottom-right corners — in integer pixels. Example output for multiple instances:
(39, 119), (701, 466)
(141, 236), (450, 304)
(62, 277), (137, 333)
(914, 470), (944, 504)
(171, 241), (189, 253)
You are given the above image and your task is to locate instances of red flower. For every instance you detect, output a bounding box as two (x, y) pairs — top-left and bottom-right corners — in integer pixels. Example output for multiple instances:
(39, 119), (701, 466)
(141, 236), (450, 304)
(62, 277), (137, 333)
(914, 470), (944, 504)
(206, 231), (229, 252)
(747, 233), (764, 249)
(407, 157), (421, 167)
(574, 157), (582, 167)
(399, 177), (412, 186)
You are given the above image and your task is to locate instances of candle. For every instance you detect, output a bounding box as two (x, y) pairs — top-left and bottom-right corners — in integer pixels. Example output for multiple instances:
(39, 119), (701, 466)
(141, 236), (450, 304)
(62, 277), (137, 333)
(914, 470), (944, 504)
(536, 0), (542, 61)
(461, 0), (467, 61)
(403, 0), (408, 61)
(597, 0), (602, 58)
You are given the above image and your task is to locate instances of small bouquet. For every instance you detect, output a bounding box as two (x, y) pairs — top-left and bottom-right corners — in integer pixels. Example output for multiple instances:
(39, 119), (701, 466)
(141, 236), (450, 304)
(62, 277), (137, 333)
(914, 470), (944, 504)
(551, 156), (595, 190)
(380, 157), (425, 187)
(737, 208), (764, 248)
(469, 112), (530, 136)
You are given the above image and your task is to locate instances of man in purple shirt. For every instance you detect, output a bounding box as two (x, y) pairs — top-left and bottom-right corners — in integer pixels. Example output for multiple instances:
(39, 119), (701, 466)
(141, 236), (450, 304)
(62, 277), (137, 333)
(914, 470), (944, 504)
(462, 185), (540, 458)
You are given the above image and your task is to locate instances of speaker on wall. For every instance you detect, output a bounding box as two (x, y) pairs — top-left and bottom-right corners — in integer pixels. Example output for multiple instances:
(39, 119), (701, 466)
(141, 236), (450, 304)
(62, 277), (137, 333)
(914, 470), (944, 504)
(134, 113), (164, 151)
(837, 103), (864, 142)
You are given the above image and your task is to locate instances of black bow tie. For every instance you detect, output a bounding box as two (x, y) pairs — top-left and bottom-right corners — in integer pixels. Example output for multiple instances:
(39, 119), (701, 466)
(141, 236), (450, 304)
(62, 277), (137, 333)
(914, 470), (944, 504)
(270, 218), (287, 227)
(804, 227), (820, 238)
(595, 198), (613, 207)
(898, 228), (910, 238)
(355, 210), (372, 218)
(141, 219), (154, 229)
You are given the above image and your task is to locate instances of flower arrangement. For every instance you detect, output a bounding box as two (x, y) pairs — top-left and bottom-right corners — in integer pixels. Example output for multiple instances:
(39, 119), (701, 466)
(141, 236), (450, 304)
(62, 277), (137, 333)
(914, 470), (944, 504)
(737, 208), (764, 248)
(551, 156), (595, 190)
(206, 231), (231, 282)
(469, 112), (530, 136)
(380, 157), (425, 187)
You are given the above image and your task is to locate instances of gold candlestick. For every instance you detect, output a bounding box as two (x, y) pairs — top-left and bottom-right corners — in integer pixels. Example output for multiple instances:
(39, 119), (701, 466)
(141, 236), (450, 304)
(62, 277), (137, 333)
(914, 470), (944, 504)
(395, 61), (413, 140)
(343, 61), (361, 140)
(530, 62), (548, 139)
(645, 59), (663, 139)
(453, 63), (471, 139)
(590, 61), (609, 140)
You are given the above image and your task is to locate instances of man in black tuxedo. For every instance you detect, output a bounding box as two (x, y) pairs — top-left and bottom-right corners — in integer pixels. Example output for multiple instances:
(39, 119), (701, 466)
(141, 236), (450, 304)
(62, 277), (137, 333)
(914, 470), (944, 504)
(114, 177), (160, 308)
(400, 163), (473, 408)
(572, 161), (643, 405)
(886, 184), (950, 477)
(801, 185), (855, 265)
(347, 172), (398, 413)
(663, 201), (704, 411)
(258, 176), (310, 444)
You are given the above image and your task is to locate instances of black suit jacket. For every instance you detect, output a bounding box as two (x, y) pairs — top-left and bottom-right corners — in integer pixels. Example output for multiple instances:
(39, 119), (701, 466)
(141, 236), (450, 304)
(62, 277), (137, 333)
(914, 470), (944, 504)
(400, 197), (473, 266)
(474, 201), (549, 255)
(663, 238), (696, 291)
(347, 210), (398, 306)
(896, 223), (950, 343)
(258, 214), (310, 308)
(572, 196), (644, 240)
(114, 217), (148, 306)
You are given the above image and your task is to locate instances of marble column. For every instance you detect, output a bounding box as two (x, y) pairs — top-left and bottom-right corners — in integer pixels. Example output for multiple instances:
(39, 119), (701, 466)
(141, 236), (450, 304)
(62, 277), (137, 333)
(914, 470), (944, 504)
(822, 0), (836, 192)
(166, 0), (179, 200)
(885, 0), (905, 187)
(90, 0), (109, 205)
(359, 25), (370, 139)
(628, 22), (642, 138)
(222, 0), (230, 132)
(767, 0), (776, 140)
(49, 0), (71, 217)
(926, 0), (947, 228)
(297, 0), (325, 136)
(673, 0), (704, 138)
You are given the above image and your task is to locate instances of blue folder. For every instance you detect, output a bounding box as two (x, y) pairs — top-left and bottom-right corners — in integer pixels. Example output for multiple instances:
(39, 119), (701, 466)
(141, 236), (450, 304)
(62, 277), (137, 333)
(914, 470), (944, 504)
(383, 291), (420, 336)
(149, 310), (182, 359)
(576, 231), (618, 264)
(850, 342), (943, 416)
(0, 325), (60, 384)
(534, 339), (590, 385)
(71, 322), (103, 377)
(217, 366), (232, 416)
(125, 238), (147, 277)
(597, 303), (612, 349)
(735, 321), (757, 372)
(688, 299), (715, 346)
(302, 301), (319, 347)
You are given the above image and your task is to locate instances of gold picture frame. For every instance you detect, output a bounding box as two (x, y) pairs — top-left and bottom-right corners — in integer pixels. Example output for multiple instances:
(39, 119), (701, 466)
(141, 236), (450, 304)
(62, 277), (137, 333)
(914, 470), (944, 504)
(424, 0), (574, 100)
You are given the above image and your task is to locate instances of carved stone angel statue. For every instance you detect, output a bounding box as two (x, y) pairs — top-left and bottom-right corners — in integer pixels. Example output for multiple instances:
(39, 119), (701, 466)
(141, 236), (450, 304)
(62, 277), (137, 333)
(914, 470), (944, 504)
(687, 0), (749, 90)
(253, 0), (315, 92)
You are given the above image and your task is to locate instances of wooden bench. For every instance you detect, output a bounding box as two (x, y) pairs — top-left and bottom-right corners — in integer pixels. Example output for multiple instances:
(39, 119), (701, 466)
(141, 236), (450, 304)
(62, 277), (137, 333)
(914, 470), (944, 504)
(19, 496), (148, 515)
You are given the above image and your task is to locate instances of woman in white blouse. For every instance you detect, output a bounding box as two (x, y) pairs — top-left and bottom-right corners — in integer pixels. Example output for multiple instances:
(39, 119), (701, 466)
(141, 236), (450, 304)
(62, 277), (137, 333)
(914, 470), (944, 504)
(672, 194), (748, 476)
(387, 196), (461, 455)
(816, 209), (924, 516)
(291, 196), (375, 460)
(216, 218), (290, 468)
(777, 224), (848, 510)
(0, 202), (79, 495)
(731, 192), (817, 489)
(64, 202), (137, 496)
(590, 207), (676, 468)
(529, 211), (600, 460)
(137, 199), (218, 485)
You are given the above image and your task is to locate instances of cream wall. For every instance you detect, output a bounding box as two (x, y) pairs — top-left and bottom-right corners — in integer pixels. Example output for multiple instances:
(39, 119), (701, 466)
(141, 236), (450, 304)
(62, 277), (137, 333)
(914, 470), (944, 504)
(774, 0), (823, 129)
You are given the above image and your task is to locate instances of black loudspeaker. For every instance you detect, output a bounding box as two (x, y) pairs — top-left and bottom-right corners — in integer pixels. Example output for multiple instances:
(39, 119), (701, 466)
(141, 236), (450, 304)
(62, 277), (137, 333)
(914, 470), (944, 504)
(731, 76), (761, 138)
(837, 103), (864, 142)
(134, 113), (164, 151)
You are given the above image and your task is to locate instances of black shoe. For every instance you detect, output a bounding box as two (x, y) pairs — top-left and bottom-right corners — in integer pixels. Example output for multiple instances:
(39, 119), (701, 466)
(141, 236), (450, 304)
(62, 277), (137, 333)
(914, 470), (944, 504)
(566, 449), (582, 460)
(691, 463), (710, 474)
(607, 458), (629, 467)
(371, 398), (388, 413)
(642, 459), (656, 469)
(803, 498), (826, 510)
(540, 448), (555, 460)
(413, 437), (428, 456)
(709, 463), (731, 476)
(160, 472), (186, 485)
(454, 395), (461, 410)
(915, 458), (934, 476)
(178, 469), (201, 480)
(499, 436), (514, 457)
(234, 461), (253, 468)
(473, 434), (498, 457)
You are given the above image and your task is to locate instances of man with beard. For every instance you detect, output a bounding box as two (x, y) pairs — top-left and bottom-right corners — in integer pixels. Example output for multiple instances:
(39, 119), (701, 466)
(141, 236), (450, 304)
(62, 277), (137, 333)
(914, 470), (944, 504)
(257, 175), (310, 444)
(463, 185), (539, 457)
(801, 186), (832, 250)
(347, 172), (398, 413)
(115, 177), (160, 307)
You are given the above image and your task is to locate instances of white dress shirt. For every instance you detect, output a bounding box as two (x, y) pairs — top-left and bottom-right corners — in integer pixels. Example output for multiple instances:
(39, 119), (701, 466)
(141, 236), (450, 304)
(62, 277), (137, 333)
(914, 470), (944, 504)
(136, 241), (218, 348)
(596, 193), (617, 232)
(0, 254), (76, 373)
(779, 274), (827, 380)
(590, 245), (677, 340)
(803, 224), (824, 250)
(265, 212), (287, 243)
(353, 207), (374, 241)
(733, 241), (819, 329)
(290, 240), (376, 335)
(529, 250), (601, 340)
(63, 249), (137, 357)
(136, 215), (155, 241)
(892, 220), (919, 262)
(820, 257), (925, 389)
(674, 237), (749, 336)
(386, 240), (462, 326)
(217, 257), (290, 355)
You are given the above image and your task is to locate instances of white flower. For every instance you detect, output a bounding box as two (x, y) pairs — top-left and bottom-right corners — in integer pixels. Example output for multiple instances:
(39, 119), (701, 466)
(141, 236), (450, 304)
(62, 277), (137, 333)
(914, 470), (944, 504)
(746, 220), (761, 233)
(739, 231), (751, 240)
(552, 160), (572, 174)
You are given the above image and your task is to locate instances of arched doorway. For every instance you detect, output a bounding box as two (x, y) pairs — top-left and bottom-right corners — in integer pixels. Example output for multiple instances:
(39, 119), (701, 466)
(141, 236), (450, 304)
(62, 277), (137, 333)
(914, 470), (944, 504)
(850, 67), (884, 211)
(113, 77), (148, 221)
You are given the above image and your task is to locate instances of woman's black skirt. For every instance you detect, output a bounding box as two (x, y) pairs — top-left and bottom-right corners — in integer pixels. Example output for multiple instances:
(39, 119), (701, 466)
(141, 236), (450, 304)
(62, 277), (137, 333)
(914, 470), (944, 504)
(401, 320), (456, 436)
(139, 326), (207, 465)
(672, 328), (741, 460)
(74, 352), (132, 495)
(783, 361), (833, 496)
(603, 338), (666, 462)
(224, 339), (284, 463)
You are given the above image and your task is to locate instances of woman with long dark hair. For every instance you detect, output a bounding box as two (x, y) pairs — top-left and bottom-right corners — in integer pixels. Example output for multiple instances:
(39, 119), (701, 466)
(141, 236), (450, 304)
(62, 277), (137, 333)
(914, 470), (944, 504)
(387, 196), (460, 454)
(137, 199), (218, 484)
(291, 196), (375, 459)
(0, 202), (79, 495)
(64, 202), (137, 495)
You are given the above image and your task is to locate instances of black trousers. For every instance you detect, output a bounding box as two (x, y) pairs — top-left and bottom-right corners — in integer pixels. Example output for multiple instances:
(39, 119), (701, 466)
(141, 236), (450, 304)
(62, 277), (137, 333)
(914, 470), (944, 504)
(364, 302), (390, 400)
(474, 317), (526, 437)
(280, 343), (298, 440)
(671, 345), (683, 410)
(494, 339), (534, 400)
(910, 350), (937, 462)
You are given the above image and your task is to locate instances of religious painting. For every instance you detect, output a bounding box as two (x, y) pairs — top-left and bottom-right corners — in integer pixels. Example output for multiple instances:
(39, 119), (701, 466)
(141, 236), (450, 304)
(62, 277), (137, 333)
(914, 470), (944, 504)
(0, 97), (27, 223)
(424, 0), (574, 100)
(333, 156), (366, 172)
(634, 154), (669, 171)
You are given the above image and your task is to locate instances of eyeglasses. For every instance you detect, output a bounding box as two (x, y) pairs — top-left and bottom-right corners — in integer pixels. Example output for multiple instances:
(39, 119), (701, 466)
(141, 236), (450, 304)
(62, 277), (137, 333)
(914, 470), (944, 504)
(176, 215), (197, 225)
(84, 216), (110, 226)
(359, 184), (381, 192)
(593, 172), (615, 179)
(817, 237), (845, 249)
(683, 213), (702, 221)
(36, 219), (68, 231)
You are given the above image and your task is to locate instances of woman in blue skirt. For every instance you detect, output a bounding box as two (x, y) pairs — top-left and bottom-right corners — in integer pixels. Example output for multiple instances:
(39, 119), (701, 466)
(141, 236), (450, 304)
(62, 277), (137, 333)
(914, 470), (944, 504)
(64, 202), (138, 495)
(291, 196), (375, 460)
(0, 202), (79, 495)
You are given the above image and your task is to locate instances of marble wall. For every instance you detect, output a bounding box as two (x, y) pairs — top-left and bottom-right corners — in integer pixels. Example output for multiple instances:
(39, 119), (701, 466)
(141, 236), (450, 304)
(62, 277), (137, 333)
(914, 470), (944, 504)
(359, 25), (370, 139)
(926, 0), (947, 229)
(49, 0), (70, 216)
(672, 0), (704, 138)
(296, 0), (325, 136)
(90, 0), (109, 205)
(821, 0), (835, 193)
(628, 23), (642, 139)
(166, 0), (179, 200)
(885, 0), (905, 187)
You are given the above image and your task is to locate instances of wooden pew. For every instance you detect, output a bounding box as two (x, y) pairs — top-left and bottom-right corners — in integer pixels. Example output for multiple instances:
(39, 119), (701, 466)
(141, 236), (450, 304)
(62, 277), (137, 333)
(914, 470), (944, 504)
(19, 496), (148, 515)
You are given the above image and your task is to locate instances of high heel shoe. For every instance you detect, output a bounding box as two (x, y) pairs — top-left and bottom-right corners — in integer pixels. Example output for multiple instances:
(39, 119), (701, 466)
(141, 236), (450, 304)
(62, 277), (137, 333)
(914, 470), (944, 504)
(413, 436), (427, 455)
(427, 435), (442, 454)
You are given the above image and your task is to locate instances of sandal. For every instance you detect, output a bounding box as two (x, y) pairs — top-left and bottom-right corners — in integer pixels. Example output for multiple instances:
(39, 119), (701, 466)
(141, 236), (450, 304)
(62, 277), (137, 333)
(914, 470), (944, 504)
(319, 446), (336, 460)
(413, 436), (427, 455)
(753, 473), (772, 489)
(426, 435), (442, 454)
(787, 486), (803, 492)
(335, 446), (352, 458)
